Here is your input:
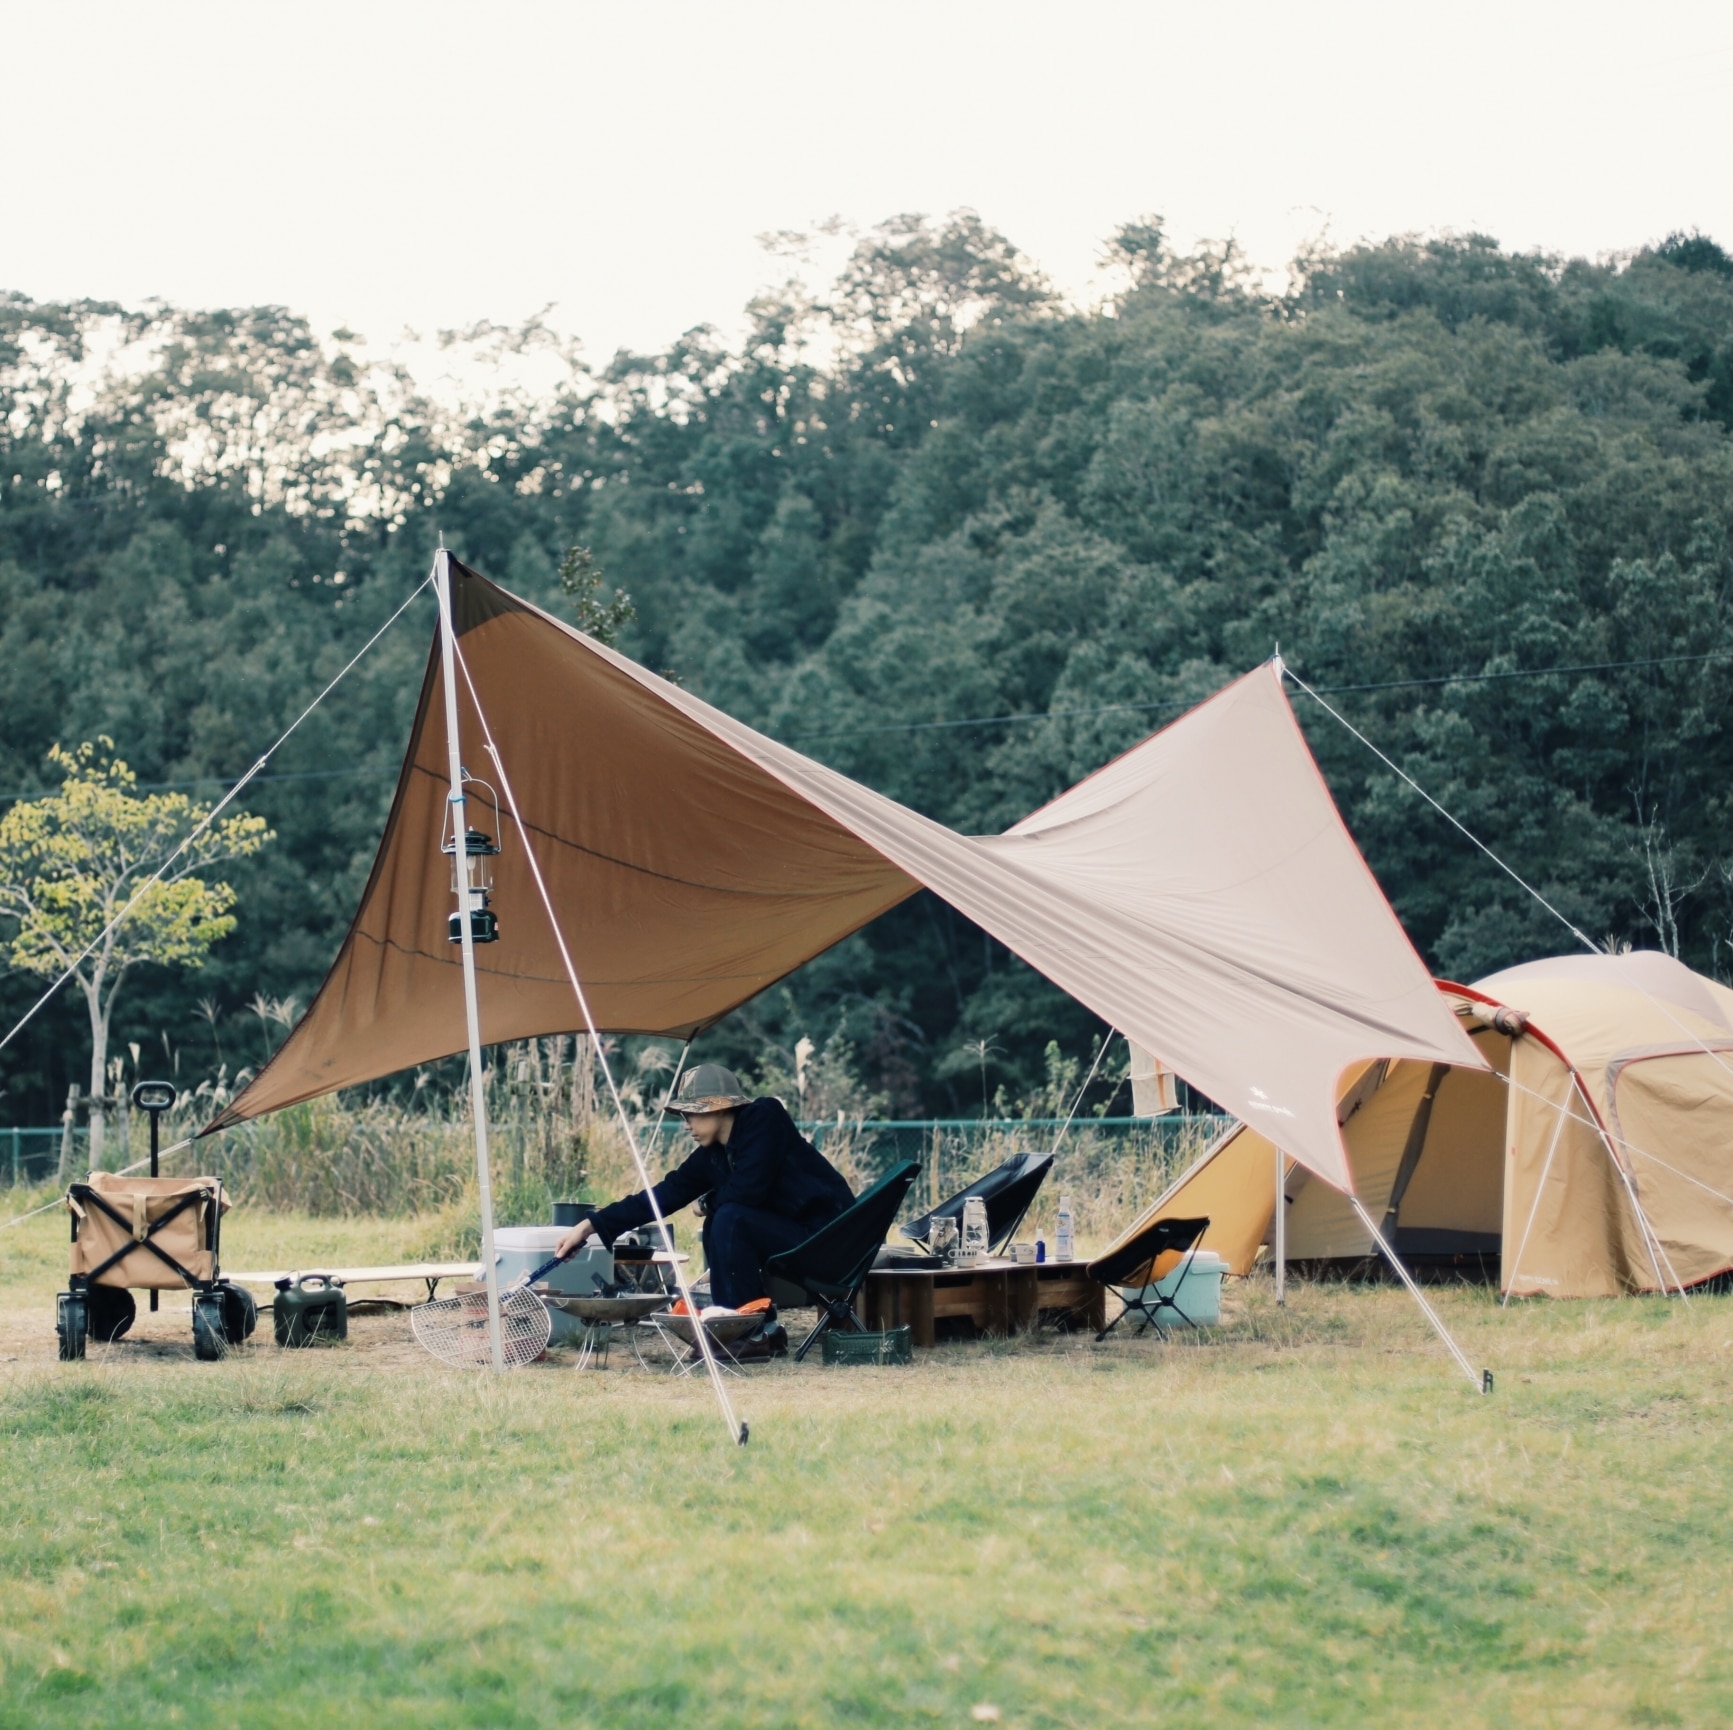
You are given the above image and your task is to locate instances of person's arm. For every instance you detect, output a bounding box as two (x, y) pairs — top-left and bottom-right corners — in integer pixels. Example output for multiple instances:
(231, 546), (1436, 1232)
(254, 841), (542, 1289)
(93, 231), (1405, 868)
(559, 1144), (714, 1254)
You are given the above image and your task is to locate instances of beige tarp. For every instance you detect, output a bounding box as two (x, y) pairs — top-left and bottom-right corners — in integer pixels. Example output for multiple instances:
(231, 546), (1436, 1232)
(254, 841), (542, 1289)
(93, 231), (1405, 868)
(1124, 952), (1733, 1296)
(209, 557), (1482, 1190)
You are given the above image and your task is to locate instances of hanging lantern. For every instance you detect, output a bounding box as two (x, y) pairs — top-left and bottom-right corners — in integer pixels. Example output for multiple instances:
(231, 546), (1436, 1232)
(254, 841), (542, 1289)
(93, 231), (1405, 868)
(442, 778), (503, 944)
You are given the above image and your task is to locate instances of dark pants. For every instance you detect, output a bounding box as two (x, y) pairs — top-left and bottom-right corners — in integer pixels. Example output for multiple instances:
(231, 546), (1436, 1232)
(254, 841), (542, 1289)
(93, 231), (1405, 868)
(701, 1203), (816, 1308)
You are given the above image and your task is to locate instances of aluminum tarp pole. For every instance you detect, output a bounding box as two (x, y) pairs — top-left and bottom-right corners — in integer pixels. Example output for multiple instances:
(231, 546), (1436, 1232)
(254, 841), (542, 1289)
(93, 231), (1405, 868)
(449, 641), (747, 1444)
(1274, 1143), (1286, 1307)
(1349, 1196), (1488, 1394)
(435, 550), (504, 1373)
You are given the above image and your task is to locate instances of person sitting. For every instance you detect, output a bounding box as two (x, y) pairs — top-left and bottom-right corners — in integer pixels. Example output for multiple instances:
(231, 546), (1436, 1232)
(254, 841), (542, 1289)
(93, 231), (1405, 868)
(555, 1062), (853, 1359)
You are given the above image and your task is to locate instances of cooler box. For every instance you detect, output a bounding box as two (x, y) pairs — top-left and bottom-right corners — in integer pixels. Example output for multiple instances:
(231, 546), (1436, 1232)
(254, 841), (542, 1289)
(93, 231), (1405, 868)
(493, 1226), (613, 1345)
(1122, 1249), (1227, 1329)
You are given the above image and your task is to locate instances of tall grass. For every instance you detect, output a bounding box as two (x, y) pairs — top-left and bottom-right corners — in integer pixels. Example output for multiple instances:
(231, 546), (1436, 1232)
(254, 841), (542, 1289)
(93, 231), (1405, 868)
(810, 1115), (1224, 1242)
(79, 1036), (668, 1245)
(12, 1032), (1228, 1255)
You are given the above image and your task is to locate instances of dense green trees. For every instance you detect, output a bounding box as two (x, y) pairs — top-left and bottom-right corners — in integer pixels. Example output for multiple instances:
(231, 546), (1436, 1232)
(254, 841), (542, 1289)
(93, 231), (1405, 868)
(4, 217), (1733, 1123)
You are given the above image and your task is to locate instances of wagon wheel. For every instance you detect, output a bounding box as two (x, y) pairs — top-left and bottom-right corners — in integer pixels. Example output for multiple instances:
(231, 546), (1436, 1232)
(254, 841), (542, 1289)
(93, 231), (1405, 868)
(56, 1291), (88, 1362)
(191, 1292), (227, 1361)
(218, 1282), (258, 1344)
(88, 1285), (136, 1343)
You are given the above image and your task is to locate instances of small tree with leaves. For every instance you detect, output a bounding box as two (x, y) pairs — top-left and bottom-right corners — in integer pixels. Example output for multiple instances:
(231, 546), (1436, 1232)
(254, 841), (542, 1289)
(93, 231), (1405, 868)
(559, 545), (635, 646)
(0, 740), (272, 1174)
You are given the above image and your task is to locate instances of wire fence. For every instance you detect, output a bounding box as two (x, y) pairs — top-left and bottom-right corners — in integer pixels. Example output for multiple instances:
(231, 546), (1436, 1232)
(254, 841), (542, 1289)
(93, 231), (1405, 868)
(1, 1127), (84, 1187)
(639, 1114), (1234, 1240)
(3, 1115), (1234, 1243)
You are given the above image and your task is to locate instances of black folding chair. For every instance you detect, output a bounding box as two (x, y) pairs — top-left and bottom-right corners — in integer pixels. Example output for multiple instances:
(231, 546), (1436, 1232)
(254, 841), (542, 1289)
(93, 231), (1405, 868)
(766, 1160), (920, 1362)
(901, 1150), (1054, 1257)
(1086, 1216), (1210, 1340)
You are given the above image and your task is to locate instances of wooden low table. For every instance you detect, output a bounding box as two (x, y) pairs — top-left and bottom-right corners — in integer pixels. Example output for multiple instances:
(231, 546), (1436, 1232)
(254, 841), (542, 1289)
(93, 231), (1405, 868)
(863, 1258), (1105, 1347)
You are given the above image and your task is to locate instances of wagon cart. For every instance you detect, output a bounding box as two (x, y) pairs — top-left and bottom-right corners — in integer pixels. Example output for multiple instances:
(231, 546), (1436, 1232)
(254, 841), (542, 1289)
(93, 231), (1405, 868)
(57, 1171), (256, 1361)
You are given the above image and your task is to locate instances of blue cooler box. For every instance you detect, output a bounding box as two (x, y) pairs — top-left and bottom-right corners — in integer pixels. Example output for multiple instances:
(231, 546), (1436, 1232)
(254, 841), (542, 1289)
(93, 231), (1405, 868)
(1121, 1249), (1227, 1329)
(493, 1226), (612, 1345)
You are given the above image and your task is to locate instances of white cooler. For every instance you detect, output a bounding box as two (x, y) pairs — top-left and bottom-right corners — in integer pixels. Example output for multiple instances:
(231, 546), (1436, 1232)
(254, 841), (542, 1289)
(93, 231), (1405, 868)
(492, 1226), (613, 1345)
(1121, 1249), (1228, 1329)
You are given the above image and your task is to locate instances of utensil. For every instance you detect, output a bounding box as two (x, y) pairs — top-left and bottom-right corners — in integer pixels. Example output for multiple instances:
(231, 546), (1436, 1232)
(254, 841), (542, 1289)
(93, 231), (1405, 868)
(410, 1250), (570, 1369)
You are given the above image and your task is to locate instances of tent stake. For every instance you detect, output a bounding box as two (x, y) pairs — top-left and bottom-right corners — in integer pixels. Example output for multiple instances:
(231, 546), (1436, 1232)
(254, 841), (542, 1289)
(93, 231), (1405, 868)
(435, 549), (505, 1374)
(1274, 1144), (1286, 1307)
(1349, 1196), (1487, 1394)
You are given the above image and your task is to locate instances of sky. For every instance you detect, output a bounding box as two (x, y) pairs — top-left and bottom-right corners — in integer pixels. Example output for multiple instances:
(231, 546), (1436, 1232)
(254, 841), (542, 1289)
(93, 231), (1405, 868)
(6, 0), (1733, 370)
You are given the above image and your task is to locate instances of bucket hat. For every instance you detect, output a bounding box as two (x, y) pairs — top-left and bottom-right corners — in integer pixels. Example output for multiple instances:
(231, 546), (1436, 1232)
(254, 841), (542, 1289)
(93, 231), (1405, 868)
(663, 1062), (750, 1115)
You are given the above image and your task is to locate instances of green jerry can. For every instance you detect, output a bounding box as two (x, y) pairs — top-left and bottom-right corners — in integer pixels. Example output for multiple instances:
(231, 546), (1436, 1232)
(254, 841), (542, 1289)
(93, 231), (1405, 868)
(273, 1273), (348, 1347)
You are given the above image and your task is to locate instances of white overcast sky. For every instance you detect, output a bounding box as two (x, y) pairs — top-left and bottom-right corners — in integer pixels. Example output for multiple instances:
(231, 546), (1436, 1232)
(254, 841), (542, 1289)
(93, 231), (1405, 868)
(6, 1), (1732, 365)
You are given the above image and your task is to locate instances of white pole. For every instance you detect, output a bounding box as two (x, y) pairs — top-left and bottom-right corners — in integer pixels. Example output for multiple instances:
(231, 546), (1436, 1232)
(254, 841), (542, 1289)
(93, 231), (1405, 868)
(448, 642), (747, 1443)
(1274, 1144), (1286, 1307)
(434, 549), (505, 1373)
(1349, 1196), (1488, 1394)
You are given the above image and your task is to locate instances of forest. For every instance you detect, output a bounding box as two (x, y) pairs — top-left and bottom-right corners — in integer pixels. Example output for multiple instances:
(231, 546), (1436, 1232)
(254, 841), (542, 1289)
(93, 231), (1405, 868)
(4, 215), (1733, 1124)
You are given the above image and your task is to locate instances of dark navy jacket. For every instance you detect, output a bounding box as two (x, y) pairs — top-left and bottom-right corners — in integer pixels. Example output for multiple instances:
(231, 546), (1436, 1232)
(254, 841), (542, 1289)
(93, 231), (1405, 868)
(587, 1097), (854, 1245)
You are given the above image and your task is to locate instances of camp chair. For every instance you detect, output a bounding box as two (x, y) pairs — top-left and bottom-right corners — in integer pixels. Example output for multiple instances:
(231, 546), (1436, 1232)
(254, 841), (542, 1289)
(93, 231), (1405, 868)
(766, 1160), (920, 1362)
(900, 1150), (1054, 1257)
(1086, 1215), (1210, 1341)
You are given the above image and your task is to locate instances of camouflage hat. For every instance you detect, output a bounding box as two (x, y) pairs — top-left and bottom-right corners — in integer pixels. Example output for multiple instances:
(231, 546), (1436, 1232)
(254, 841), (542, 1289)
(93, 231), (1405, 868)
(663, 1062), (750, 1115)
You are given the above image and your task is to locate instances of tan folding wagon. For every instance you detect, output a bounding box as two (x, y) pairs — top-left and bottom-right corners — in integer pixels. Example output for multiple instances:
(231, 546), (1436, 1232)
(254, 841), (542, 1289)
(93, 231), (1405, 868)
(58, 1172), (256, 1360)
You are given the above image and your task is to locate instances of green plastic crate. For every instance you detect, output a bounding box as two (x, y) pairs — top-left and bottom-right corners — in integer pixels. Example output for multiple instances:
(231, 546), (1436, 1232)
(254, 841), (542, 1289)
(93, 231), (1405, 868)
(822, 1325), (913, 1366)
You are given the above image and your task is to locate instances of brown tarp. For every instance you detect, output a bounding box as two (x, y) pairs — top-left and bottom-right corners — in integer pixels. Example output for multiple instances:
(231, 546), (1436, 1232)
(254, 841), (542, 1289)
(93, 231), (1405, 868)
(209, 557), (1482, 1190)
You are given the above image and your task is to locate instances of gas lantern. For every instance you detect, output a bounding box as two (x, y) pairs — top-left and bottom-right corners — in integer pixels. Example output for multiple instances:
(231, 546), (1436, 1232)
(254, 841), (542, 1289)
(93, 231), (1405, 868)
(442, 775), (502, 944)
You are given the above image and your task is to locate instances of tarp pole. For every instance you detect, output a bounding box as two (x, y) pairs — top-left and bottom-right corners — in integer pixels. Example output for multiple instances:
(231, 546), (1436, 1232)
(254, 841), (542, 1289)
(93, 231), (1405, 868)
(1349, 1196), (1489, 1395)
(449, 634), (747, 1444)
(1500, 1076), (1571, 1307)
(1274, 1144), (1286, 1307)
(648, 1039), (692, 1220)
(434, 549), (505, 1374)
(1575, 1070), (1684, 1298)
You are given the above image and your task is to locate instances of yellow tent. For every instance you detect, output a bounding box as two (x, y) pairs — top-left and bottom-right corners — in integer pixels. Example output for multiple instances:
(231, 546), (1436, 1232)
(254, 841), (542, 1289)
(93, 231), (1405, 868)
(1128, 952), (1733, 1297)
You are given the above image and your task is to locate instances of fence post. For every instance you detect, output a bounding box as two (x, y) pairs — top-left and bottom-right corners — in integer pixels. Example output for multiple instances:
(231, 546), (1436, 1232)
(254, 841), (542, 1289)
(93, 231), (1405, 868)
(57, 1085), (82, 1187)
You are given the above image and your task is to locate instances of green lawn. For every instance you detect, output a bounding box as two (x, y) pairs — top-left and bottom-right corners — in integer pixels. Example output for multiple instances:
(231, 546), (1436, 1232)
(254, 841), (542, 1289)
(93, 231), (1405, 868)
(2, 1205), (1730, 1728)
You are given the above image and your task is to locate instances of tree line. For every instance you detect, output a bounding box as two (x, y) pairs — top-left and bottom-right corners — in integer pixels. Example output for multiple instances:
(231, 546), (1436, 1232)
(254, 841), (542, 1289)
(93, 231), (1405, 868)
(4, 215), (1733, 1124)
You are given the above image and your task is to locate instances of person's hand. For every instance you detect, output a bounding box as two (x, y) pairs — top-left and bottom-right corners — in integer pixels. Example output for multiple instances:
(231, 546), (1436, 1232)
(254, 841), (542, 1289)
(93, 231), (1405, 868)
(556, 1218), (597, 1260)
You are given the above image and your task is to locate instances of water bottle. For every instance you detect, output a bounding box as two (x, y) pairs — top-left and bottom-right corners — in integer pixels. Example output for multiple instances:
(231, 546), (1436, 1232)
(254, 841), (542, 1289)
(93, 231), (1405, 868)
(960, 1195), (990, 1265)
(1055, 1194), (1074, 1262)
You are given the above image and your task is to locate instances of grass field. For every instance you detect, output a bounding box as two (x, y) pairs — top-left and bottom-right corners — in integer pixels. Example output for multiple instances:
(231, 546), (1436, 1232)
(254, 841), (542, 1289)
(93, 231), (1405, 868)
(3, 1205), (1732, 1728)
